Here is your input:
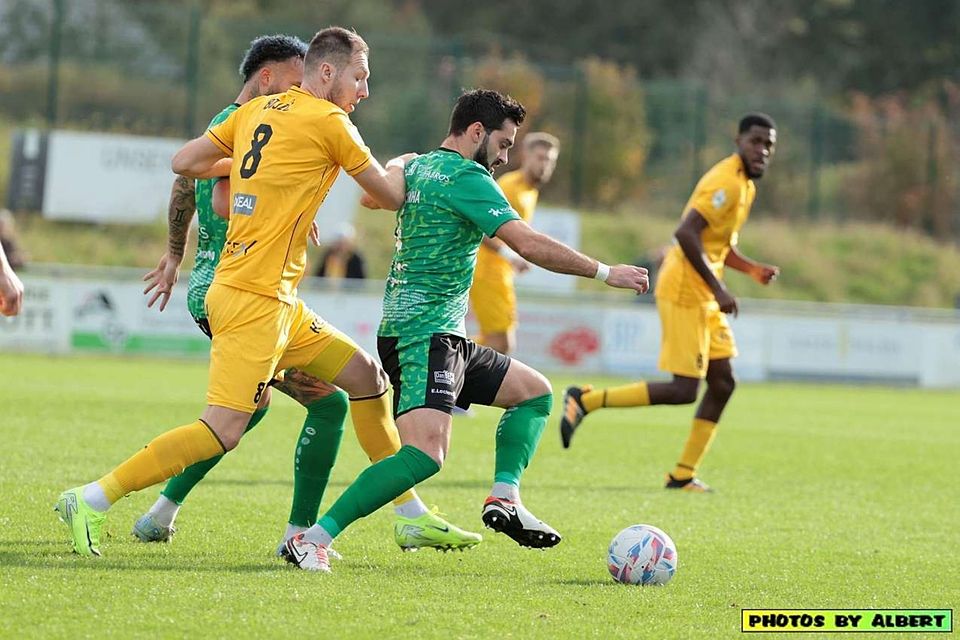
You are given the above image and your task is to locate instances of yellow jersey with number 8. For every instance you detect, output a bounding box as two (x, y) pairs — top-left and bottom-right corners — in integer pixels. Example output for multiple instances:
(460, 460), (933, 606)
(205, 86), (372, 302)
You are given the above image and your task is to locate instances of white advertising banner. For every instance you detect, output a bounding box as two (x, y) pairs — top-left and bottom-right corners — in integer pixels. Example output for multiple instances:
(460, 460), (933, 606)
(6, 271), (960, 388)
(765, 316), (921, 384)
(513, 301), (604, 372)
(600, 306), (661, 376)
(918, 324), (960, 387)
(43, 131), (186, 223)
(514, 207), (581, 295)
(0, 277), (70, 353)
(68, 280), (202, 355)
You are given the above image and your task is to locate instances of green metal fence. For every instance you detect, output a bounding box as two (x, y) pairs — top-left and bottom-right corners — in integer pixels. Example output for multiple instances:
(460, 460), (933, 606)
(3, 0), (958, 235)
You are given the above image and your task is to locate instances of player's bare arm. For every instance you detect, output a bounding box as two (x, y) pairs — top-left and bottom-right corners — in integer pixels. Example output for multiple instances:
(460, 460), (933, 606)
(357, 153), (417, 210)
(171, 136), (232, 179)
(211, 178), (230, 219)
(143, 175), (197, 311)
(674, 209), (738, 315)
(0, 242), (24, 317)
(724, 246), (779, 285)
(496, 219), (648, 293)
(481, 235), (530, 273)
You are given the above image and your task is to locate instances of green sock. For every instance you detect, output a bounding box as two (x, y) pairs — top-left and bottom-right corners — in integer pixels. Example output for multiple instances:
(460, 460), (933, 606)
(318, 445), (439, 538)
(494, 393), (553, 486)
(288, 391), (348, 527)
(160, 406), (269, 504)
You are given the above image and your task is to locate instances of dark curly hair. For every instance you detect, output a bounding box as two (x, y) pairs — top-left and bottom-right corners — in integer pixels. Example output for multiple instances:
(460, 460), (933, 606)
(738, 112), (777, 134)
(448, 89), (526, 136)
(239, 34), (307, 82)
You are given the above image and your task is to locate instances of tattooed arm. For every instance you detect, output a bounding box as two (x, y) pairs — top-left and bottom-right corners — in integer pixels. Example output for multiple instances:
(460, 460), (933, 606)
(167, 175), (195, 261)
(143, 175), (196, 311)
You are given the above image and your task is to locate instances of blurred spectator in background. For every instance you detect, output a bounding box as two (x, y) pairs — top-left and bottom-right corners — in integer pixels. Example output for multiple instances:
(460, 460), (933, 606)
(316, 223), (366, 280)
(0, 238), (24, 316)
(0, 209), (28, 270)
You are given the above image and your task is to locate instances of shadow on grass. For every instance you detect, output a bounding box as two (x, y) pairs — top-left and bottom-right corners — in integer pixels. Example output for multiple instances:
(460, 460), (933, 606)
(199, 477), (651, 494)
(554, 578), (623, 587)
(0, 549), (289, 573)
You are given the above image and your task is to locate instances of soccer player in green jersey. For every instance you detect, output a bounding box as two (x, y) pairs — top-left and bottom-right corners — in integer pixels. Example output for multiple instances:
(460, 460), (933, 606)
(283, 89), (649, 572)
(138, 34), (480, 554)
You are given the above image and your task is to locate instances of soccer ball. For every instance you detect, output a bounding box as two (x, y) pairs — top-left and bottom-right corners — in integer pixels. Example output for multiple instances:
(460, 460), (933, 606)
(607, 524), (677, 586)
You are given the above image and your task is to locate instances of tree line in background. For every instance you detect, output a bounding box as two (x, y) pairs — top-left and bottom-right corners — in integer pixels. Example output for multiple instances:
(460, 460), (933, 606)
(0, 0), (957, 237)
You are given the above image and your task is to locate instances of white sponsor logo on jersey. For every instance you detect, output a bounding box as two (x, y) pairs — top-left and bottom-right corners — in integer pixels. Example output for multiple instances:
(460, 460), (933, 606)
(434, 370), (456, 385)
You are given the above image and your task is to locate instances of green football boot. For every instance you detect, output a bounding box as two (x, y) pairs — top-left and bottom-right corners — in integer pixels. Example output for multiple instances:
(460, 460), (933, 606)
(55, 487), (107, 557)
(394, 507), (482, 552)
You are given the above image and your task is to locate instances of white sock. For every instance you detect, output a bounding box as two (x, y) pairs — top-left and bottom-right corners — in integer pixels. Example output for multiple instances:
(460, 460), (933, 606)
(301, 524), (334, 547)
(394, 495), (429, 519)
(283, 523), (308, 542)
(82, 482), (111, 513)
(147, 495), (181, 528)
(490, 482), (520, 502)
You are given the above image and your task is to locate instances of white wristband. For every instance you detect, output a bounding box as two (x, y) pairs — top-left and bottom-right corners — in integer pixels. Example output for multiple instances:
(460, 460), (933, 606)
(594, 262), (610, 282)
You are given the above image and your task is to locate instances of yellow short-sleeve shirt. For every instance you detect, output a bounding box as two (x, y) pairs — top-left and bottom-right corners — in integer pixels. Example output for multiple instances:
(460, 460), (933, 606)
(205, 87), (372, 302)
(656, 153), (755, 306)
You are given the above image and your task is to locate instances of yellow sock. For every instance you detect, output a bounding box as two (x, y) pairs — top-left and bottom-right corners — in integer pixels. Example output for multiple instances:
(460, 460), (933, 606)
(98, 420), (224, 504)
(672, 418), (717, 481)
(349, 392), (416, 507)
(581, 382), (650, 413)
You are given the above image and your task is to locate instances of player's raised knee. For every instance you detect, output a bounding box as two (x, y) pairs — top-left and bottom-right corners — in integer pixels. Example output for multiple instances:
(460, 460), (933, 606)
(529, 368), (552, 399)
(333, 349), (389, 398)
(710, 373), (736, 400)
(669, 380), (700, 405)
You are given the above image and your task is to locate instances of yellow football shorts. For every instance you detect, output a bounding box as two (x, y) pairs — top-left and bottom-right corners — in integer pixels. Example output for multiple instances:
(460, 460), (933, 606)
(470, 270), (517, 335)
(656, 297), (737, 379)
(205, 282), (358, 412)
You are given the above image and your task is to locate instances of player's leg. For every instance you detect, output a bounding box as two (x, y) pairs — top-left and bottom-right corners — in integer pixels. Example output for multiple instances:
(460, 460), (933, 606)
(667, 308), (738, 492)
(134, 314), (274, 542)
(285, 334), (468, 570)
(57, 404), (249, 556)
(560, 298), (706, 448)
(134, 389), (272, 543)
(56, 284), (284, 556)
(343, 383), (480, 551)
(473, 351), (561, 549)
(287, 406), (448, 571)
(280, 308), (479, 543)
(269, 369), (347, 546)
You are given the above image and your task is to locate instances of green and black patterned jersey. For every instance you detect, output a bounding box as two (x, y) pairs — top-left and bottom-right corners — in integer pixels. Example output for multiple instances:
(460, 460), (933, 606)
(379, 148), (521, 337)
(186, 103), (238, 319)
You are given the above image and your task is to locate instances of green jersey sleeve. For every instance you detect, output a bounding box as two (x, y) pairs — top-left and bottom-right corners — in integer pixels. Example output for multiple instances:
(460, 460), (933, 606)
(447, 165), (521, 236)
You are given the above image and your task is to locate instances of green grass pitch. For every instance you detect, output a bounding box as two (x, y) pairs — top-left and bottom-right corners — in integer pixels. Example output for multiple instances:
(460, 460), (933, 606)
(1, 353), (956, 638)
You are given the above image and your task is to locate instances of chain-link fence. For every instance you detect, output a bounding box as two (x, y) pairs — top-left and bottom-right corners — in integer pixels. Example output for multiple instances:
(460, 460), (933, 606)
(2, 0), (958, 235)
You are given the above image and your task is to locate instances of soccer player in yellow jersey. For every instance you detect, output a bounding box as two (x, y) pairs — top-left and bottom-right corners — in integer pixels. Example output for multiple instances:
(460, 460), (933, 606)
(471, 132), (560, 354)
(136, 35), (476, 554)
(559, 113), (781, 492)
(55, 27), (477, 557)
